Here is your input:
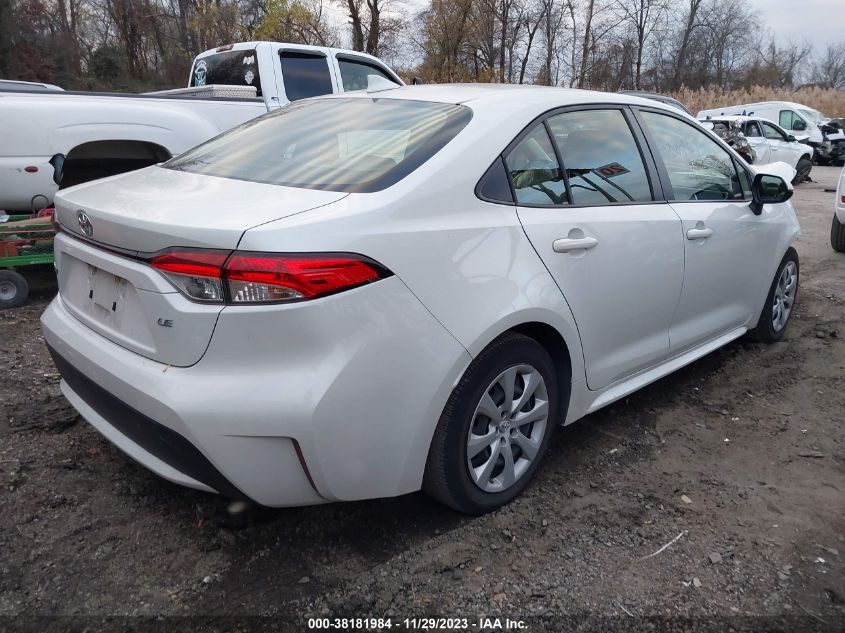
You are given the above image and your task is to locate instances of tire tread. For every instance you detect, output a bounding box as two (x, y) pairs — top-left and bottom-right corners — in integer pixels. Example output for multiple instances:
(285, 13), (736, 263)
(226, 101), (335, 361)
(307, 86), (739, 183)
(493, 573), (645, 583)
(832, 214), (845, 253)
(423, 332), (558, 514)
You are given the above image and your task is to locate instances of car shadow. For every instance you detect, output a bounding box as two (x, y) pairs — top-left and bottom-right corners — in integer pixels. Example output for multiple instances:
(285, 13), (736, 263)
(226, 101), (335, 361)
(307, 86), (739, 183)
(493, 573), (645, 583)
(84, 334), (759, 614)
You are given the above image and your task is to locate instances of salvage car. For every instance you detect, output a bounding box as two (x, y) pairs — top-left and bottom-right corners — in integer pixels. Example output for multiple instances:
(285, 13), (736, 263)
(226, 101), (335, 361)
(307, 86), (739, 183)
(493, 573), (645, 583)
(697, 101), (843, 165)
(700, 117), (756, 164)
(833, 166), (845, 252)
(42, 85), (800, 515)
(0, 42), (400, 212)
(820, 118), (845, 167)
(700, 115), (813, 183)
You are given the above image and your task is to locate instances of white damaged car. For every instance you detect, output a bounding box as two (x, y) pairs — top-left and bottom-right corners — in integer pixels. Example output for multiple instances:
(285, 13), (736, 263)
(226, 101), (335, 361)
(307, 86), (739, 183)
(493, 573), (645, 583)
(43, 85), (800, 514)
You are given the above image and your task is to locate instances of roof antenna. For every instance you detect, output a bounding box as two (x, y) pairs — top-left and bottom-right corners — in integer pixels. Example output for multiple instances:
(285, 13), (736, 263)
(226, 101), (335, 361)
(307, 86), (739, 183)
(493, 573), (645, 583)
(367, 74), (401, 94)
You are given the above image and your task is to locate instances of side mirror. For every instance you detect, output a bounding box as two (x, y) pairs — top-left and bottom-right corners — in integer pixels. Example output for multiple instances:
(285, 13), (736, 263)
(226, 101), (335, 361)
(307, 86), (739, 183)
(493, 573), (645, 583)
(792, 118), (807, 131)
(412, 77), (425, 85)
(750, 173), (792, 215)
(786, 134), (797, 142)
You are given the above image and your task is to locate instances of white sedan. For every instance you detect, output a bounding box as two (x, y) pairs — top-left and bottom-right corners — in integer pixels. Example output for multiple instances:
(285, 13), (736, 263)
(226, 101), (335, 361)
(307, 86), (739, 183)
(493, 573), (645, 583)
(42, 84), (800, 515)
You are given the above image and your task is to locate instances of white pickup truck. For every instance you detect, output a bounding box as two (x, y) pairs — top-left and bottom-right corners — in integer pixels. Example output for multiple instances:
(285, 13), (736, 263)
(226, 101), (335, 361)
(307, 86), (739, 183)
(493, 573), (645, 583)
(0, 42), (402, 212)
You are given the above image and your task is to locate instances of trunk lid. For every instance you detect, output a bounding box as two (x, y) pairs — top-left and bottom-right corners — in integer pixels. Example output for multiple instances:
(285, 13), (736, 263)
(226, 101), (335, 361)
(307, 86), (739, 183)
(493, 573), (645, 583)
(53, 166), (347, 366)
(54, 165), (347, 252)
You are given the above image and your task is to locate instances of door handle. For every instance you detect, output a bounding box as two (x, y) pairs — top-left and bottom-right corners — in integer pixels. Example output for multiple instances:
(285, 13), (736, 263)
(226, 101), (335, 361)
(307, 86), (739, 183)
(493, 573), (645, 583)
(553, 236), (598, 252)
(686, 227), (713, 240)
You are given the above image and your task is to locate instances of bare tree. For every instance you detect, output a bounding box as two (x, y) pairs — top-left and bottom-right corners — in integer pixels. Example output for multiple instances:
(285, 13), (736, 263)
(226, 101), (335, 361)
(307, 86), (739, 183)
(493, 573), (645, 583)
(612, 0), (667, 88)
(516, 0), (544, 83)
(668, 0), (701, 88)
(810, 42), (845, 90)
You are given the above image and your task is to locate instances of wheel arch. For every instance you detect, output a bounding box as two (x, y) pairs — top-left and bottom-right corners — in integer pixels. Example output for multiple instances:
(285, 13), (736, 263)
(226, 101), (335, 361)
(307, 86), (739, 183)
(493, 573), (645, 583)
(65, 139), (172, 161)
(464, 312), (583, 425)
(508, 321), (573, 420)
(58, 140), (173, 189)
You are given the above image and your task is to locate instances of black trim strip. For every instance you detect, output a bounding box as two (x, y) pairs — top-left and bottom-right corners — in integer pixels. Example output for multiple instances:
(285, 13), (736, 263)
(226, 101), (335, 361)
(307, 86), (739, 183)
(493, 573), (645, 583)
(47, 344), (254, 502)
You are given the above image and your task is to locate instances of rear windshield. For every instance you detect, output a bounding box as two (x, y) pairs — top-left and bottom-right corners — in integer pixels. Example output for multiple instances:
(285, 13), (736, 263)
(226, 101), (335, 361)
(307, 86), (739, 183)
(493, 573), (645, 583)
(190, 49), (262, 96)
(165, 98), (472, 192)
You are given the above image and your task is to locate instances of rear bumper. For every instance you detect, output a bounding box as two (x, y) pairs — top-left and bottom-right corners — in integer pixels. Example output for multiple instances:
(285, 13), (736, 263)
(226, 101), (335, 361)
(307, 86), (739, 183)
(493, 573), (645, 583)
(42, 276), (471, 507)
(48, 344), (253, 501)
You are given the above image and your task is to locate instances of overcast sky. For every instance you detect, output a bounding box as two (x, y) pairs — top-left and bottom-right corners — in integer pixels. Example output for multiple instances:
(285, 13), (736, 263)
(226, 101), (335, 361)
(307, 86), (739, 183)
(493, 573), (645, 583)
(746, 0), (843, 48)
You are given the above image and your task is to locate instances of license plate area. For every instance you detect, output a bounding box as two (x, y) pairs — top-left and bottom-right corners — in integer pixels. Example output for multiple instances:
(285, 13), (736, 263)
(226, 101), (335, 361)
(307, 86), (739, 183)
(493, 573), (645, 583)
(55, 237), (225, 366)
(88, 265), (126, 314)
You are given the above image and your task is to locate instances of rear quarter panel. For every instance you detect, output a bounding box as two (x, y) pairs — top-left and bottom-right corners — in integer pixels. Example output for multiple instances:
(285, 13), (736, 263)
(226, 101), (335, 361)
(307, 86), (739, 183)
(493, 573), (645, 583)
(237, 103), (589, 424)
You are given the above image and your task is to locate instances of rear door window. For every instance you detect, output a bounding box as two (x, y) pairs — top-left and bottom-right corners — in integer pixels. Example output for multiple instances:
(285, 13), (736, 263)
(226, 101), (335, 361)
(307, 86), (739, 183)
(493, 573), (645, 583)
(641, 111), (746, 201)
(504, 124), (567, 206)
(547, 109), (653, 205)
(338, 57), (396, 91)
(280, 51), (333, 101)
(191, 49), (262, 96)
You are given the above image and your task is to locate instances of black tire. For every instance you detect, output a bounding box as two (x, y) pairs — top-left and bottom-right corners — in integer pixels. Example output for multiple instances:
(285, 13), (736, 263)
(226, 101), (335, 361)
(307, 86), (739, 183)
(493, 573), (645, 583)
(832, 214), (845, 253)
(747, 248), (799, 343)
(792, 156), (812, 185)
(0, 270), (28, 309)
(423, 332), (561, 515)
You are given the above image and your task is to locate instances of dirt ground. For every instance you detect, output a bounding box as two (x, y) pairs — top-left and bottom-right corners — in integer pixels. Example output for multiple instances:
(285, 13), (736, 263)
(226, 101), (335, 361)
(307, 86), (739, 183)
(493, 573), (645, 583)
(1, 168), (843, 632)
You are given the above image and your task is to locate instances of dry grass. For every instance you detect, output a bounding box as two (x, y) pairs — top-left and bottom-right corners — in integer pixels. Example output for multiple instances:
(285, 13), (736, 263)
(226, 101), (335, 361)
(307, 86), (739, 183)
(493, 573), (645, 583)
(669, 86), (845, 118)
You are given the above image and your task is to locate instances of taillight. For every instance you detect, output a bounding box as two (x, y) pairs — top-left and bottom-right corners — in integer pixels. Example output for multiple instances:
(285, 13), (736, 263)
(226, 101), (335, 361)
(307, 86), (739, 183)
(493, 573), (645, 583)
(150, 248), (229, 303)
(149, 249), (391, 305)
(224, 253), (388, 303)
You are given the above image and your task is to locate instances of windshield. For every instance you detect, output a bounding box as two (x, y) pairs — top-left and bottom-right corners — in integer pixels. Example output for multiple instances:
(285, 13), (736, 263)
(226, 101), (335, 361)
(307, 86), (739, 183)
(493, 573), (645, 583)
(166, 98), (472, 192)
(190, 49), (262, 96)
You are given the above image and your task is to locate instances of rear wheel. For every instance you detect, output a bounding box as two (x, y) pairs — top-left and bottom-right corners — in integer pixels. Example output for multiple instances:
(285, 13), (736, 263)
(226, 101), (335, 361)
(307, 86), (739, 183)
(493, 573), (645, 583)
(423, 333), (560, 515)
(792, 156), (812, 184)
(832, 214), (845, 253)
(0, 270), (28, 309)
(747, 248), (798, 343)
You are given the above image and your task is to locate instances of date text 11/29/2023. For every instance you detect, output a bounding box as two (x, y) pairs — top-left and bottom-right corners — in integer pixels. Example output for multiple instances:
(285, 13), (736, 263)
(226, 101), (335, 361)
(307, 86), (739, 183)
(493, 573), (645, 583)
(307, 617), (528, 630)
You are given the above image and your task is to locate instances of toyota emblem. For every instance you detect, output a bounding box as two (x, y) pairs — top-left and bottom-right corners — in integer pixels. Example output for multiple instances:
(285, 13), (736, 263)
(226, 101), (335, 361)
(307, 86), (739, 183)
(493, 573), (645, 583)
(77, 210), (93, 237)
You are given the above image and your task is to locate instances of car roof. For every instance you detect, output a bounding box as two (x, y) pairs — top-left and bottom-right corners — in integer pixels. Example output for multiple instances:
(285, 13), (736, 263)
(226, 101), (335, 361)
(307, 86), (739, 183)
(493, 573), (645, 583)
(619, 90), (674, 100)
(744, 100), (814, 110)
(195, 41), (391, 67)
(320, 83), (684, 114)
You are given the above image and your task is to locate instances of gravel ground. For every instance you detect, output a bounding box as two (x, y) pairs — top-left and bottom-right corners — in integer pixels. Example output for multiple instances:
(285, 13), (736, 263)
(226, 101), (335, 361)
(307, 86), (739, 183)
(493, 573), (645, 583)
(1, 167), (843, 632)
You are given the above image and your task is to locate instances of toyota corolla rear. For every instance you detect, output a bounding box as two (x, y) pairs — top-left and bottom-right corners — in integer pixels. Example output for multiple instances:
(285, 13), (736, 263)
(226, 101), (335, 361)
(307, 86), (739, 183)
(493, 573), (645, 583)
(41, 97), (475, 506)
